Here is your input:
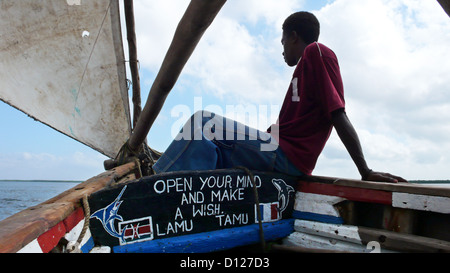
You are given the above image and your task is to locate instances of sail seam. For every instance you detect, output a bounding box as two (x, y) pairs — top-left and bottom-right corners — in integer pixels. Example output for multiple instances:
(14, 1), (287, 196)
(78, 0), (113, 93)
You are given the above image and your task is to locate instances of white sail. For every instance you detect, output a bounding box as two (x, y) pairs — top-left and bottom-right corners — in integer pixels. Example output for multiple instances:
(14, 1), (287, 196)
(0, 0), (131, 158)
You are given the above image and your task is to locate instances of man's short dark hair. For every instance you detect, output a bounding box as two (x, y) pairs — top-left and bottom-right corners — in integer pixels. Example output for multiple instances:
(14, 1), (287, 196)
(282, 11), (320, 44)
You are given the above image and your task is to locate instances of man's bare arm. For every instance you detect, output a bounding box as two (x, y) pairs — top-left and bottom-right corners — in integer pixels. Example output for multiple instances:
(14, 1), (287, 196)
(331, 109), (407, 183)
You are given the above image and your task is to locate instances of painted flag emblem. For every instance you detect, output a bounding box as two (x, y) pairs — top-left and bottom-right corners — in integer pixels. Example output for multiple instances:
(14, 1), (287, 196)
(255, 202), (280, 223)
(118, 216), (154, 245)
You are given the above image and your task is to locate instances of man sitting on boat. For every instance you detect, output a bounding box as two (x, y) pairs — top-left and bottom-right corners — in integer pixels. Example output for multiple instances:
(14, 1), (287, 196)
(152, 11), (406, 184)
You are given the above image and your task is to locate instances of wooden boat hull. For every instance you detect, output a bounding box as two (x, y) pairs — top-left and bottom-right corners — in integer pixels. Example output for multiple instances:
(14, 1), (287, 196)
(285, 176), (450, 253)
(1, 162), (449, 253)
(87, 169), (297, 251)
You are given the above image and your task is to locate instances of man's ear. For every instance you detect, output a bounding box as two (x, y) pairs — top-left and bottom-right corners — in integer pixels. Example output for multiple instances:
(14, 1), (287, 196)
(289, 30), (300, 44)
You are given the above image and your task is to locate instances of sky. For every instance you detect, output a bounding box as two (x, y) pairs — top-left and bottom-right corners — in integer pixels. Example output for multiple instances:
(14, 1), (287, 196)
(0, 0), (449, 181)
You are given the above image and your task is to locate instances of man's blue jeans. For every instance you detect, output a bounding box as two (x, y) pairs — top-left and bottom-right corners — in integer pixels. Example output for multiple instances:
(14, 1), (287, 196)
(153, 111), (303, 177)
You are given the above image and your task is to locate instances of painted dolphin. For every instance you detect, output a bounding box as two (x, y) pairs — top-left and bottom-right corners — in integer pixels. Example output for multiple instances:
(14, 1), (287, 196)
(90, 185), (127, 241)
(271, 179), (295, 214)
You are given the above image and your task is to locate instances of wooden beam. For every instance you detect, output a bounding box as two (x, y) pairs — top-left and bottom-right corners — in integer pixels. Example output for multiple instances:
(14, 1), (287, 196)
(302, 175), (450, 198)
(438, 0), (450, 17)
(358, 225), (450, 252)
(128, 0), (226, 153)
(271, 244), (352, 253)
(293, 219), (450, 252)
(124, 0), (142, 129)
(297, 181), (392, 205)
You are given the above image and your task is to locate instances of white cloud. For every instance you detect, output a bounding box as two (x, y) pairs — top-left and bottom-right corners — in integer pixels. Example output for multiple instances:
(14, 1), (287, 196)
(132, 0), (190, 71)
(314, 0), (450, 179)
(318, 0), (450, 104)
(131, 0), (450, 180)
(0, 152), (106, 181)
(131, 0), (301, 106)
(1, 0), (448, 181)
(187, 17), (285, 104)
(222, 0), (301, 23)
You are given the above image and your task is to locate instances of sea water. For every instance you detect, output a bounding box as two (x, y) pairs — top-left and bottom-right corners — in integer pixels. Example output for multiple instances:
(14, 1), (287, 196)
(0, 180), (80, 221)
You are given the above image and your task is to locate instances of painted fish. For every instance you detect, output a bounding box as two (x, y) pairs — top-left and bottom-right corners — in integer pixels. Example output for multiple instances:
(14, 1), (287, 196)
(271, 179), (294, 214)
(90, 185), (127, 241)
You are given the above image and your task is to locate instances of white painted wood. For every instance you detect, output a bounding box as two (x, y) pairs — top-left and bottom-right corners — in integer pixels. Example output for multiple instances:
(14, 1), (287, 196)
(294, 192), (345, 217)
(418, 183), (450, 188)
(0, 0), (131, 157)
(392, 192), (450, 213)
(284, 231), (396, 253)
(79, 229), (93, 250)
(16, 239), (43, 253)
(90, 246), (111, 253)
(63, 219), (95, 253)
(283, 232), (369, 252)
(294, 220), (363, 245)
(64, 219), (85, 242)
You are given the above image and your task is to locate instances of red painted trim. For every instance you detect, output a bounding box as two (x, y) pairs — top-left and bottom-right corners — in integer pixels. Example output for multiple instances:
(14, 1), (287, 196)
(297, 182), (392, 205)
(36, 208), (85, 253)
(63, 207), (85, 232)
(37, 222), (66, 253)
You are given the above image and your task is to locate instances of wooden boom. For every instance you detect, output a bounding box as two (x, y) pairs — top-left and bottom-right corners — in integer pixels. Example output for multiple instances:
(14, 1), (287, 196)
(438, 0), (450, 17)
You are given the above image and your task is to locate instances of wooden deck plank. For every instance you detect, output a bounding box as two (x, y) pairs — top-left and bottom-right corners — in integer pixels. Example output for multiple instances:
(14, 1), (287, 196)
(297, 181), (392, 205)
(302, 175), (450, 197)
(358, 226), (450, 252)
(292, 219), (450, 252)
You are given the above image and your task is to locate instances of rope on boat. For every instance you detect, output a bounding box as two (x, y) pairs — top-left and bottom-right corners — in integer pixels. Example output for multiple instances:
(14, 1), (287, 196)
(67, 195), (91, 253)
(234, 166), (266, 252)
(78, 195), (91, 244)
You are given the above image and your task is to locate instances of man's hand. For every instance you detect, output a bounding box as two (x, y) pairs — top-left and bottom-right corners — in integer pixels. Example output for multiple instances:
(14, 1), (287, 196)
(363, 170), (408, 183)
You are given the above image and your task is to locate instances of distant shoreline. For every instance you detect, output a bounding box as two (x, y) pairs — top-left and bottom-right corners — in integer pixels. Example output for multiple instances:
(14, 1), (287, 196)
(409, 180), (450, 184)
(0, 180), (82, 183)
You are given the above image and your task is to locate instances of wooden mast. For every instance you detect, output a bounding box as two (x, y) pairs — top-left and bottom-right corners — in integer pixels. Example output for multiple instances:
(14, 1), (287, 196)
(124, 0), (142, 129)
